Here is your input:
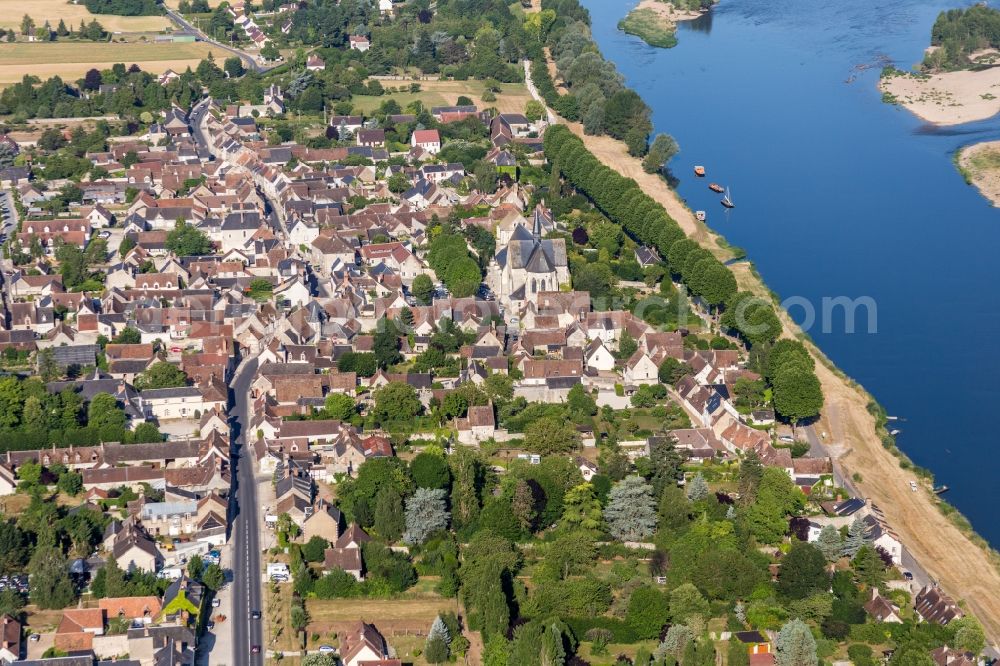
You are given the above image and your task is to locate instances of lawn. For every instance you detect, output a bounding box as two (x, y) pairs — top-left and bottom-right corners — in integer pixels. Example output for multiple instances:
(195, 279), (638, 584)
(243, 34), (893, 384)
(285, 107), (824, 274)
(0, 41), (227, 86)
(355, 79), (534, 115)
(0, 0), (171, 33)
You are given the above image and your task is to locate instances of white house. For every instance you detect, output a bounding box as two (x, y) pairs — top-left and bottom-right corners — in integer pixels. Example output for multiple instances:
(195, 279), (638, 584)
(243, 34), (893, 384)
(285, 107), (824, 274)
(411, 129), (441, 155)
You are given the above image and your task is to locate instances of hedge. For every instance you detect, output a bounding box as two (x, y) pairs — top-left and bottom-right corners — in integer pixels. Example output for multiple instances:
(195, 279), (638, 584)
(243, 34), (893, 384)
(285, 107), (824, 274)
(543, 125), (776, 344)
(564, 616), (642, 644)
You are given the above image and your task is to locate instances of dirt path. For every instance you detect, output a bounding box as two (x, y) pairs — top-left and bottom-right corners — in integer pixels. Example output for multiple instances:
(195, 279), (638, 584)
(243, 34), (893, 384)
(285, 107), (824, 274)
(527, 58), (1000, 644)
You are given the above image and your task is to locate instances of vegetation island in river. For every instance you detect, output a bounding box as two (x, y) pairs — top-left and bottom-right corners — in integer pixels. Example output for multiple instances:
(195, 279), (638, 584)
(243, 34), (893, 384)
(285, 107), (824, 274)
(880, 5), (1000, 204)
(618, 0), (715, 49)
(880, 4), (1000, 125)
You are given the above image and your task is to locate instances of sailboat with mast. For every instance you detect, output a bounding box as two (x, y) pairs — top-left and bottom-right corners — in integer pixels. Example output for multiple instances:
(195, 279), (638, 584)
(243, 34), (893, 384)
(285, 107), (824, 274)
(721, 187), (734, 209)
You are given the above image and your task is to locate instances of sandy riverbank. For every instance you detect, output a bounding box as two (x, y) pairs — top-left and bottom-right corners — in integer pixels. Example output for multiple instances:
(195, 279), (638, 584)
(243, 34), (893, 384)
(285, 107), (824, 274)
(955, 140), (1000, 206)
(528, 58), (1000, 643)
(880, 66), (1000, 125)
(633, 0), (704, 23)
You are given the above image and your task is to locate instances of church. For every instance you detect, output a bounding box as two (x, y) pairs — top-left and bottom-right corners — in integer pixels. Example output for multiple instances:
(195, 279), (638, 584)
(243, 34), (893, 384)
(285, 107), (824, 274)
(489, 206), (569, 309)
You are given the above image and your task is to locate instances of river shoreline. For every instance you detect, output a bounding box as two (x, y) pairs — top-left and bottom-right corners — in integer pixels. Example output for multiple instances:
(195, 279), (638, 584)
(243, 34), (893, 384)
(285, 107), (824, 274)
(618, 0), (706, 49)
(526, 50), (1000, 641)
(880, 65), (1000, 125)
(955, 140), (1000, 207)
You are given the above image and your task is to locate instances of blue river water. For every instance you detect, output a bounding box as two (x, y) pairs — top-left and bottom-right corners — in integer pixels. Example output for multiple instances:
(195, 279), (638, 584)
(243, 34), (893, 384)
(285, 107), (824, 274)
(579, 0), (1000, 544)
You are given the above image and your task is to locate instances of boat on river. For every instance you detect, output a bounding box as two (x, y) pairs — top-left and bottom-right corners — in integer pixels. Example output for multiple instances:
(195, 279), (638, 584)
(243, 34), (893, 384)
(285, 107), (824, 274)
(721, 187), (734, 208)
(695, 210), (706, 221)
(709, 182), (724, 193)
(694, 165), (706, 177)
(933, 485), (950, 495)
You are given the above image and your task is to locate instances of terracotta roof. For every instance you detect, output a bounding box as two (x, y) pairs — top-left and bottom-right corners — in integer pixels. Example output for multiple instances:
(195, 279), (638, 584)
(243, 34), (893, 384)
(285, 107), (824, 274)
(99, 595), (162, 619)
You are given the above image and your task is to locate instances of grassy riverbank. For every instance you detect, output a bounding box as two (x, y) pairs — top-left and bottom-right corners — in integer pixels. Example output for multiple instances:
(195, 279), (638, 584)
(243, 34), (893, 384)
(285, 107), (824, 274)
(618, 0), (707, 49)
(619, 7), (678, 48)
(953, 141), (1000, 206)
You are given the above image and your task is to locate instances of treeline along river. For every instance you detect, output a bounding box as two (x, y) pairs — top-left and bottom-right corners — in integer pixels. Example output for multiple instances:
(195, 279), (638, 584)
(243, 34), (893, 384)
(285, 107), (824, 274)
(580, 0), (1000, 545)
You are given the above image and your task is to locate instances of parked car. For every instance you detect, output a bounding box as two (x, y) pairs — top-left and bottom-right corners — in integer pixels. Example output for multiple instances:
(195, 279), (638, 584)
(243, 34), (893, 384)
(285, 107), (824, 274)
(212, 598), (221, 608)
(318, 645), (335, 654)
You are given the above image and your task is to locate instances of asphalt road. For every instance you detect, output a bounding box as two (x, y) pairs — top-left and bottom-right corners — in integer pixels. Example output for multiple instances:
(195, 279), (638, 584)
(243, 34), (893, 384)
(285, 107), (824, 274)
(229, 356), (262, 666)
(189, 98), (213, 157)
(164, 8), (273, 74)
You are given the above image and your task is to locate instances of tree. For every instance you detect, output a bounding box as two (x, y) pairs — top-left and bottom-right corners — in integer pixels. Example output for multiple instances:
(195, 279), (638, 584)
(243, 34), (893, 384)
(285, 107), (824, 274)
(774, 619), (817, 666)
(260, 41), (280, 61)
(951, 617), (986, 655)
(850, 544), (885, 587)
(388, 173), (410, 193)
(412, 274), (435, 305)
(746, 467), (802, 544)
(371, 381), (422, 426)
(511, 478), (535, 532)
(686, 473), (709, 501)
(616, 329), (638, 360)
(223, 56), (245, 78)
(202, 563), (224, 591)
(566, 384), (597, 419)
(657, 624), (693, 661)
(669, 582), (710, 626)
(302, 536), (329, 563)
(841, 516), (870, 558)
(322, 393), (356, 421)
(649, 437), (684, 498)
(28, 542), (75, 610)
(425, 615), (451, 663)
(410, 451), (451, 490)
(20, 14), (34, 36)
(815, 524), (843, 562)
(737, 450), (764, 505)
(540, 622), (566, 666)
(604, 476), (658, 542)
(0, 588), (25, 620)
(425, 634), (449, 663)
(642, 133), (679, 173)
(165, 219), (213, 256)
(525, 100), (546, 122)
(658, 357), (689, 385)
(37, 349), (59, 383)
(187, 555), (204, 581)
(17, 460), (41, 485)
(373, 319), (401, 369)
(134, 362), (188, 390)
(888, 647), (935, 666)
(482, 634), (511, 666)
(626, 586), (669, 639)
(772, 364), (823, 423)
(560, 482), (603, 532)
(83, 68), (103, 91)
(87, 392), (126, 432)
(524, 416), (579, 454)
(778, 542), (828, 600)
(373, 485), (405, 542)
(57, 470), (83, 496)
(403, 488), (449, 545)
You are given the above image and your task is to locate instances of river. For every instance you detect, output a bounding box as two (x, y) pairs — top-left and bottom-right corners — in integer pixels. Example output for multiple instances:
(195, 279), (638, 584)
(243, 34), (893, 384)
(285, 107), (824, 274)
(580, 0), (1000, 545)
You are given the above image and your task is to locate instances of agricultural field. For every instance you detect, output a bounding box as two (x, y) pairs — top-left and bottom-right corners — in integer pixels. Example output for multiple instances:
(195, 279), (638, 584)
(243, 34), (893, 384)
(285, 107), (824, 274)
(0, 0), (171, 33)
(354, 79), (534, 115)
(0, 41), (227, 86)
